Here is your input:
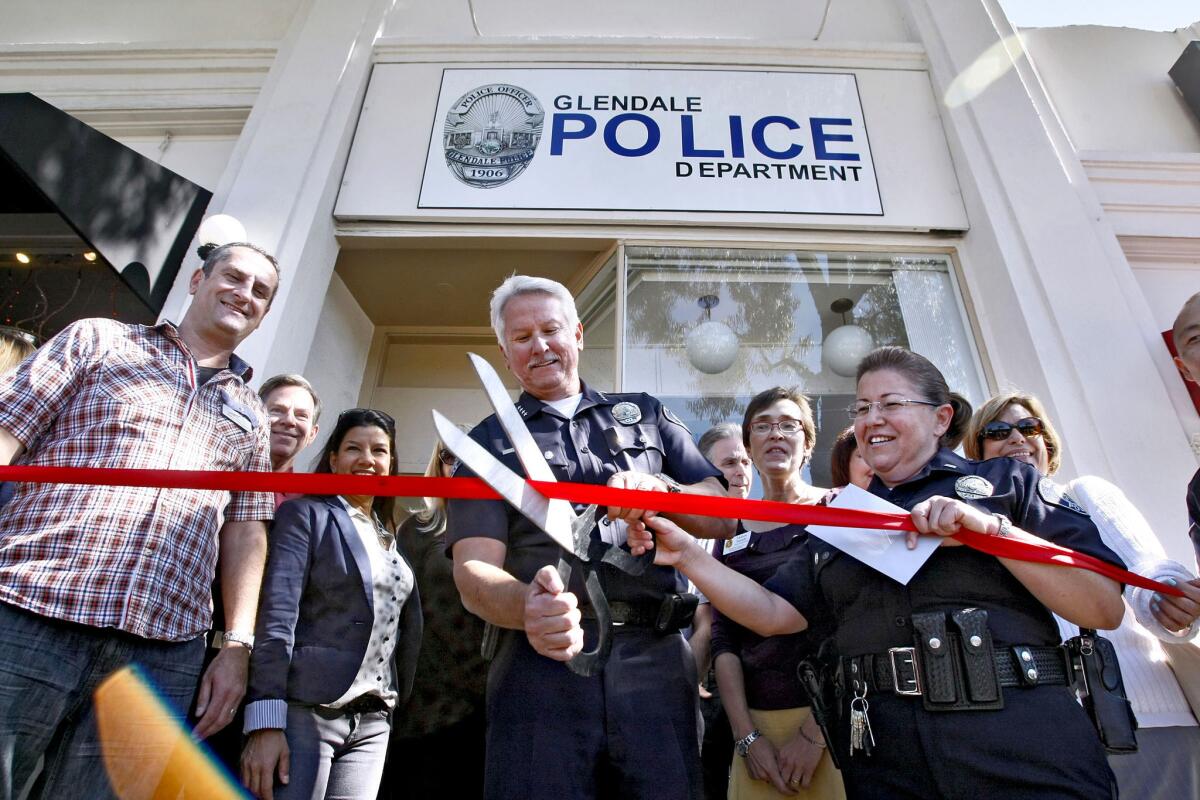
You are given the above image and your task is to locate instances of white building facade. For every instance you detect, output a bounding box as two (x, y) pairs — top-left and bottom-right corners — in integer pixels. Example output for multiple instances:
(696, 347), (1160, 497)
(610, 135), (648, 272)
(3, 0), (1199, 562)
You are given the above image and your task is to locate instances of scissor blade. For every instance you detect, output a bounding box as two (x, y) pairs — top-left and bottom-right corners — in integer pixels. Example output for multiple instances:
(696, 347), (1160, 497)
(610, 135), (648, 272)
(468, 353), (558, 483)
(432, 410), (575, 554)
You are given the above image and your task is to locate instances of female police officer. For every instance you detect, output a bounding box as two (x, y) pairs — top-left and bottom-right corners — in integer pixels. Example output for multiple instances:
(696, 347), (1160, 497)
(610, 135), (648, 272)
(629, 347), (1125, 799)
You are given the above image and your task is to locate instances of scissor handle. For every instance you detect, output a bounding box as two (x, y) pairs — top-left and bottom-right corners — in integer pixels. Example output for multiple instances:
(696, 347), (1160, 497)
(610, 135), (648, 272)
(558, 555), (613, 678)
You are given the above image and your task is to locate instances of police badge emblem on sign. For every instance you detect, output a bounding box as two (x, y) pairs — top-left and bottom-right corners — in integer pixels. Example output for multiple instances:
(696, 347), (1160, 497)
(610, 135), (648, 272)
(612, 402), (642, 425)
(954, 475), (994, 501)
(443, 84), (544, 189)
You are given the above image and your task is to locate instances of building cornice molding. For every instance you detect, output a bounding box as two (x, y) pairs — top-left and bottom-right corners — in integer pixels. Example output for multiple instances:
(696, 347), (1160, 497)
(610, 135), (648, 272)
(1118, 235), (1200, 264)
(0, 42), (276, 135)
(372, 36), (928, 71)
(1079, 151), (1200, 240)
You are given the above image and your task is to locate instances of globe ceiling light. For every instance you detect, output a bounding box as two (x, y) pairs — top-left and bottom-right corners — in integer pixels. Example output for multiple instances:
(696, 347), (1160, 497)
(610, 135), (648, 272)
(195, 214), (248, 259)
(822, 297), (874, 378)
(686, 295), (739, 375)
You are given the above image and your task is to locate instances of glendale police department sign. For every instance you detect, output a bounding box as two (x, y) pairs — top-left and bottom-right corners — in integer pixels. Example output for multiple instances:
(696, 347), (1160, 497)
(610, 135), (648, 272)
(419, 68), (882, 215)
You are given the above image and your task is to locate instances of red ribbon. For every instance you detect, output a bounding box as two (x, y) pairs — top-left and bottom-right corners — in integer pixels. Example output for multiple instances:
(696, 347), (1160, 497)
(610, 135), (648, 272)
(0, 465), (1182, 598)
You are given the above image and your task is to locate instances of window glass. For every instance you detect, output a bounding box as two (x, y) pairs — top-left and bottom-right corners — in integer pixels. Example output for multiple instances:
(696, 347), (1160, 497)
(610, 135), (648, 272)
(622, 246), (984, 490)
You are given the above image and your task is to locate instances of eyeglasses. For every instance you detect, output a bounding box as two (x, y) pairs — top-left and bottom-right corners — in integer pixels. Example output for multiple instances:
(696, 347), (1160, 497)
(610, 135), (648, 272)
(978, 417), (1044, 442)
(438, 449), (459, 468)
(847, 399), (939, 420)
(748, 419), (804, 436)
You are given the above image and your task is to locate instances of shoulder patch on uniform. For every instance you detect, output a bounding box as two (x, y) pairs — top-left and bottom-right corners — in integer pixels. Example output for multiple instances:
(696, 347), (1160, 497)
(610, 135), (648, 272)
(1038, 478), (1089, 515)
(955, 475), (994, 500)
(612, 401), (642, 425)
(662, 405), (691, 434)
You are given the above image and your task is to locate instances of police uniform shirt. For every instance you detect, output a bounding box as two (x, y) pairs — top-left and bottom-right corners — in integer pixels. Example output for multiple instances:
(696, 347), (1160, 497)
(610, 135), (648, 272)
(446, 383), (722, 605)
(765, 449), (1126, 656)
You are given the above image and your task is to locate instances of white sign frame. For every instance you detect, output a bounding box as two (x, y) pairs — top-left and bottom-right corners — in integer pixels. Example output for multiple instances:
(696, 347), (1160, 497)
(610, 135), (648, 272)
(417, 68), (883, 217)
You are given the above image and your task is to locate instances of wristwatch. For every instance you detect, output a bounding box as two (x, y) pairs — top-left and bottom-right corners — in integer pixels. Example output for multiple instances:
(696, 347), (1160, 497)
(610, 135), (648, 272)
(734, 729), (762, 757)
(221, 630), (255, 652)
(992, 513), (1013, 538)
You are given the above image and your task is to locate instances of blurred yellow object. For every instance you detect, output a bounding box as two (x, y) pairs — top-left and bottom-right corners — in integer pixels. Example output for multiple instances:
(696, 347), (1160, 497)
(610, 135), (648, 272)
(94, 665), (245, 800)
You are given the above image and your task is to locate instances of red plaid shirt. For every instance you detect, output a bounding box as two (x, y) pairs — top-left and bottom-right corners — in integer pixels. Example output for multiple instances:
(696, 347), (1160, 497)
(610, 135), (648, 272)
(0, 319), (274, 642)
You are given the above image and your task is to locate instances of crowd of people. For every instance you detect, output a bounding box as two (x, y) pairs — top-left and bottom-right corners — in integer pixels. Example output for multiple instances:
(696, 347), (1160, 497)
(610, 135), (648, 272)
(0, 247), (1196, 800)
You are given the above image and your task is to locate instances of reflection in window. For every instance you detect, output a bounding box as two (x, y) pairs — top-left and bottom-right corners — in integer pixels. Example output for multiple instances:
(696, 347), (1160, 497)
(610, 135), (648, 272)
(622, 247), (984, 489)
(577, 250), (619, 393)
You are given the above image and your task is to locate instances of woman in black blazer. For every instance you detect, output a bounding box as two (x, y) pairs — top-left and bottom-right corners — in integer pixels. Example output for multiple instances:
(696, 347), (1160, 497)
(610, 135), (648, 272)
(241, 408), (422, 800)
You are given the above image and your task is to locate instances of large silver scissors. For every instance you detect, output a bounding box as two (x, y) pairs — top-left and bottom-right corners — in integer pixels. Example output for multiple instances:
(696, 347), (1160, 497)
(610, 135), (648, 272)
(432, 353), (651, 677)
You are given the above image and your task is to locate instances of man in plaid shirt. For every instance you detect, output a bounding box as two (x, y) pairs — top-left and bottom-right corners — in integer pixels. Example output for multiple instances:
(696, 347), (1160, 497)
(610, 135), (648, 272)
(0, 242), (279, 798)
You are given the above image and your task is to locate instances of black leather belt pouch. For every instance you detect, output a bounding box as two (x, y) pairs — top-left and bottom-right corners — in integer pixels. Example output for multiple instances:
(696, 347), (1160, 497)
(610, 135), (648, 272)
(912, 612), (957, 707)
(797, 654), (841, 770)
(1067, 629), (1138, 753)
(914, 610), (1004, 711)
(654, 592), (699, 634)
(951, 608), (1002, 706)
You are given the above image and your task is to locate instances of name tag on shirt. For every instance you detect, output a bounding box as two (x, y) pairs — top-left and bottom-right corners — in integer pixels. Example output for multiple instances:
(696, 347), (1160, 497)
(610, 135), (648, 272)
(722, 531), (751, 555)
(219, 387), (257, 432)
(221, 404), (253, 432)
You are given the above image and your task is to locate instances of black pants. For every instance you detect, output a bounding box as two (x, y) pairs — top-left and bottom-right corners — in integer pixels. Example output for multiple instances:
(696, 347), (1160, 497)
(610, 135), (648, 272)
(484, 623), (701, 800)
(833, 685), (1117, 799)
(382, 708), (486, 800)
(698, 688), (733, 800)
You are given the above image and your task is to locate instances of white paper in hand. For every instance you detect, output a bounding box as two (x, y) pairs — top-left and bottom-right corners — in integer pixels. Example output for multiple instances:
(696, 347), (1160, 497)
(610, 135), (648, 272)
(806, 484), (940, 585)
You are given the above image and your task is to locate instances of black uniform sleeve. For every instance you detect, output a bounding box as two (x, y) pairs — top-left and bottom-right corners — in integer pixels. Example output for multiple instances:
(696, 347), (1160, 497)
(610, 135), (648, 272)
(762, 545), (819, 624)
(1002, 461), (1126, 570)
(650, 395), (723, 486)
(444, 420), (513, 556)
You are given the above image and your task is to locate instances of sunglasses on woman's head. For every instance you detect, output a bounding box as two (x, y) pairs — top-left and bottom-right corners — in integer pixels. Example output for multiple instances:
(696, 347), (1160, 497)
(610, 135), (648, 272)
(979, 417), (1044, 442)
(438, 449), (459, 468)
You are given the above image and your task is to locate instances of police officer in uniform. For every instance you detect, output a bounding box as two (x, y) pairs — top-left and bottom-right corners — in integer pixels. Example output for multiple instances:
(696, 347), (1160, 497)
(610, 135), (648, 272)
(632, 347), (1127, 800)
(446, 275), (732, 800)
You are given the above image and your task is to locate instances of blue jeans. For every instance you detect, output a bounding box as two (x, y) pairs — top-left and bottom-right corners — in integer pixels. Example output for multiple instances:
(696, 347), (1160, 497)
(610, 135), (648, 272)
(0, 602), (205, 800)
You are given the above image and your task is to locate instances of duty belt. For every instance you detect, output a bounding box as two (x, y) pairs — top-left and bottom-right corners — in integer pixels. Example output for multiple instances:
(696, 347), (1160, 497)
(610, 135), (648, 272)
(581, 600), (658, 626)
(579, 593), (698, 632)
(844, 643), (1071, 699)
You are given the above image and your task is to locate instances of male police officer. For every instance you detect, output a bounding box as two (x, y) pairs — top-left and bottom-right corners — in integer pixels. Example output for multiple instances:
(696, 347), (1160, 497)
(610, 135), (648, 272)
(446, 275), (733, 800)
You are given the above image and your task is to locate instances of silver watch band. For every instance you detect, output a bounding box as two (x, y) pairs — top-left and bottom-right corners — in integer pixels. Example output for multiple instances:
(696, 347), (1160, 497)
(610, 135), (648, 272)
(221, 630), (255, 651)
(735, 729), (762, 757)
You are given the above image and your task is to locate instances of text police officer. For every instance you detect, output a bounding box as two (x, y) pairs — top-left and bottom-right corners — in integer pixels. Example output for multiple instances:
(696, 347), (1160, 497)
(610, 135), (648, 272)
(446, 275), (733, 800)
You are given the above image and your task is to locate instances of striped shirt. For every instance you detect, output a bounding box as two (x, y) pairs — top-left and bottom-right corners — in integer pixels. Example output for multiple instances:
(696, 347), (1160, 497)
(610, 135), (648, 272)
(0, 319), (274, 642)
